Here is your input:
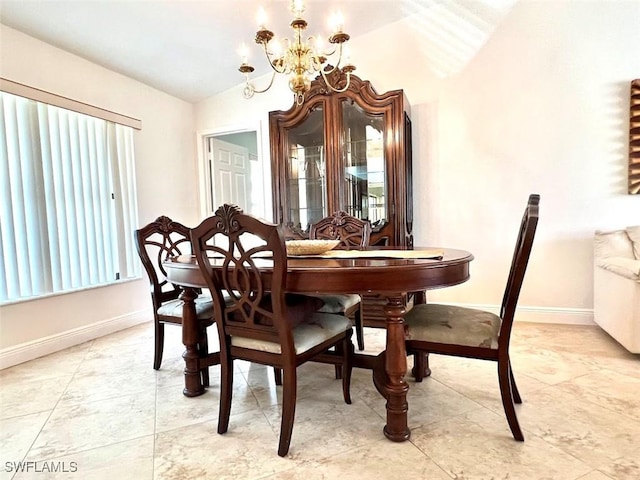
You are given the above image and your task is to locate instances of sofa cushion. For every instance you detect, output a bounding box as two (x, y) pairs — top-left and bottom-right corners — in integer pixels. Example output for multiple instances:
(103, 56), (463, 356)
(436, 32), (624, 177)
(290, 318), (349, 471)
(626, 226), (640, 260)
(594, 229), (634, 259)
(596, 256), (640, 281)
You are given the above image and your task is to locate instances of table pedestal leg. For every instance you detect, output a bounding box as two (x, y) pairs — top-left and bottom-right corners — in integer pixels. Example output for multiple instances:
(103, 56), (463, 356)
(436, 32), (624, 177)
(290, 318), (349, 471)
(382, 295), (410, 442)
(180, 287), (204, 397)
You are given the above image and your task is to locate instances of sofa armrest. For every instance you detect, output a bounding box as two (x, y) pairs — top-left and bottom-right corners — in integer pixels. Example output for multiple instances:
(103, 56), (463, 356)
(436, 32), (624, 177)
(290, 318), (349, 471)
(596, 256), (640, 280)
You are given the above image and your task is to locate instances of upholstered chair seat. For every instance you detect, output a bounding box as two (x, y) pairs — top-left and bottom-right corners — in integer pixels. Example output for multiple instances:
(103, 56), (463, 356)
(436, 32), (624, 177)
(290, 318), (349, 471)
(317, 294), (361, 314)
(232, 312), (353, 354)
(405, 304), (501, 349)
(157, 295), (214, 319)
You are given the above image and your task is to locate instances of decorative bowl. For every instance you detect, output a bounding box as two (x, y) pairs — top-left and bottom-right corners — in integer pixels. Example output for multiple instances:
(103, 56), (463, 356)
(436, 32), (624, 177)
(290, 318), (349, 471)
(285, 239), (340, 256)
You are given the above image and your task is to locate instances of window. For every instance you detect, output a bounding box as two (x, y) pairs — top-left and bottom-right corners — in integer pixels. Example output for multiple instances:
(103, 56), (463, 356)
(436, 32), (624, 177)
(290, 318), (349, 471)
(0, 91), (139, 304)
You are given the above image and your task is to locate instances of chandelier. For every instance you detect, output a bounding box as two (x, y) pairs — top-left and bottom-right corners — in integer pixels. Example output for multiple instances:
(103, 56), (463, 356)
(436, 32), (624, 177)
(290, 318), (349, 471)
(239, 0), (356, 105)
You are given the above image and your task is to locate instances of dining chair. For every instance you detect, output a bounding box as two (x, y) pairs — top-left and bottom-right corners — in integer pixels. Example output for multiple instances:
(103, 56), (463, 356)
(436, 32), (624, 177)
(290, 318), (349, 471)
(403, 194), (540, 441)
(191, 204), (354, 457)
(135, 215), (214, 386)
(309, 211), (371, 351)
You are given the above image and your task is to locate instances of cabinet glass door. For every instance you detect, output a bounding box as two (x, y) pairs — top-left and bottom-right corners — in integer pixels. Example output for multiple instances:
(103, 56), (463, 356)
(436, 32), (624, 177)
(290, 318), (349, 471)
(341, 100), (386, 227)
(286, 106), (326, 231)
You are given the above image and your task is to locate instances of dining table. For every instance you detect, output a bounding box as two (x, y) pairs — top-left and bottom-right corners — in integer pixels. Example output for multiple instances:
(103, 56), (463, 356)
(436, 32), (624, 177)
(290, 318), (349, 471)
(163, 246), (473, 442)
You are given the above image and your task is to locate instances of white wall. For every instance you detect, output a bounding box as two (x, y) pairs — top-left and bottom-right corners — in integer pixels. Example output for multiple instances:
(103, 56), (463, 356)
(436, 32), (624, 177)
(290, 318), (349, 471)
(2, 0), (639, 366)
(195, 0), (640, 324)
(0, 26), (199, 366)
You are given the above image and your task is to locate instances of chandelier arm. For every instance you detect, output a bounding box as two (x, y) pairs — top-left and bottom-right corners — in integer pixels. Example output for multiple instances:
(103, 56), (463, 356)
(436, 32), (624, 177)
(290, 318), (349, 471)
(322, 43), (345, 76)
(262, 43), (287, 74)
(249, 70), (278, 95)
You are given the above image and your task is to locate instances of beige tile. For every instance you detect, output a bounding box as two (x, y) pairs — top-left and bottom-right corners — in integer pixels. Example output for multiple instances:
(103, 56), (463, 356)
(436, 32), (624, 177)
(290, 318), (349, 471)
(260, 395), (382, 461)
(409, 408), (593, 480)
(0, 412), (50, 480)
(0, 343), (91, 384)
(262, 438), (452, 479)
(0, 375), (72, 419)
(90, 322), (155, 349)
(557, 369), (640, 422)
(59, 364), (156, 406)
(81, 338), (156, 372)
(509, 344), (597, 386)
(155, 372), (261, 433)
(596, 457), (640, 480)
(13, 436), (154, 480)
(153, 411), (290, 479)
(243, 361), (351, 410)
(518, 387), (640, 469)
(404, 378), (487, 429)
(575, 472), (617, 480)
(26, 391), (156, 461)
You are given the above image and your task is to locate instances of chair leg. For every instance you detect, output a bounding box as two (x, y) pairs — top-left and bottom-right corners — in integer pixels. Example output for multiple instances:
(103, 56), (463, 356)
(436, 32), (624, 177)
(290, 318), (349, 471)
(334, 344), (342, 380)
(341, 337), (353, 404)
(154, 322), (164, 370)
(498, 359), (524, 441)
(411, 352), (430, 382)
(509, 361), (522, 404)
(278, 366), (297, 457)
(273, 368), (283, 386)
(355, 307), (365, 351)
(218, 357), (234, 435)
(199, 325), (210, 387)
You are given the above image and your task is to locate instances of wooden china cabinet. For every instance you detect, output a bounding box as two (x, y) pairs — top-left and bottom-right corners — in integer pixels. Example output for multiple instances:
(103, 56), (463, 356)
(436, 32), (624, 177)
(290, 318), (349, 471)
(268, 69), (415, 327)
(268, 69), (413, 248)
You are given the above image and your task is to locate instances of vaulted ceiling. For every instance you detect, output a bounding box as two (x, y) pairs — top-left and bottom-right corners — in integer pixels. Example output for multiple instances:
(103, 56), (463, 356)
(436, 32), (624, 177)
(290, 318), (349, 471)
(0, 0), (518, 103)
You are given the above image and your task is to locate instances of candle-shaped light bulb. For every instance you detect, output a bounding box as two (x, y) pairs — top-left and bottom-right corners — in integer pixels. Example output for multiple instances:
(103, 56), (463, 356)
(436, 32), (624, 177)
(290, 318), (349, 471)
(238, 43), (249, 64)
(291, 0), (304, 16)
(257, 6), (267, 28)
(331, 11), (344, 33)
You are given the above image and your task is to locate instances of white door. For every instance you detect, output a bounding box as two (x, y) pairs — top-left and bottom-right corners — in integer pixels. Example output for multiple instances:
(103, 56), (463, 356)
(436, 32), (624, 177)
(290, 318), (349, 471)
(208, 138), (250, 213)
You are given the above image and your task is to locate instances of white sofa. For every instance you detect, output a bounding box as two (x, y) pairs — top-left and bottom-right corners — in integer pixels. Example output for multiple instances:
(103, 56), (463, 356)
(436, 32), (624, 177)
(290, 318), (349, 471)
(593, 226), (640, 353)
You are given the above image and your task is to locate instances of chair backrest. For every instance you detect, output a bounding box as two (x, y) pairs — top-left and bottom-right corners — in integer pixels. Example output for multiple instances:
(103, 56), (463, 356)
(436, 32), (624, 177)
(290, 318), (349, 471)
(309, 211), (371, 249)
(498, 194), (540, 344)
(135, 216), (192, 310)
(191, 204), (294, 355)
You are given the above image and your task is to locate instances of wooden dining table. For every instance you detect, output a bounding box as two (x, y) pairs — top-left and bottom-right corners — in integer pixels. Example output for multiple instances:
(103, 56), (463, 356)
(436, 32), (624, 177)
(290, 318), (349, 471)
(163, 247), (473, 442)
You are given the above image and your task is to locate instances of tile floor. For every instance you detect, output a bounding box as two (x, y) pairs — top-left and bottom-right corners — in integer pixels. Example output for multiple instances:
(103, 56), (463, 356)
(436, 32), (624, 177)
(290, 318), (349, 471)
(1, 321), (639, 480)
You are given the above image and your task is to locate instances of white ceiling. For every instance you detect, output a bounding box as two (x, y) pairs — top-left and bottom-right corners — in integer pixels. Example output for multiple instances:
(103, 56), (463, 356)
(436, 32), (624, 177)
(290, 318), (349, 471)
(0, 0), (415, 103)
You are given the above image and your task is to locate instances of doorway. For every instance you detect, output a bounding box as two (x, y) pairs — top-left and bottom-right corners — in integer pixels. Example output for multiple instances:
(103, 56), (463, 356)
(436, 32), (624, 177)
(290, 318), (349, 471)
(200, 128), (268, 220)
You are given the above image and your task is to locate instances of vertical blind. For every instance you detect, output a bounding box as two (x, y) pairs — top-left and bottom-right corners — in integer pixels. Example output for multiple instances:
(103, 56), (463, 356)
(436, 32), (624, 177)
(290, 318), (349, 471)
(0, 92), (139, 303)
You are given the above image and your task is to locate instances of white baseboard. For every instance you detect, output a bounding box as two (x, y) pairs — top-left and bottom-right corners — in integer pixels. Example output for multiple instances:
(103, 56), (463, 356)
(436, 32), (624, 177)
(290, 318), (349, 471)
(442, 303), (595, 326)
(514, 306), (595, 325)
(0, 310), (151, 370)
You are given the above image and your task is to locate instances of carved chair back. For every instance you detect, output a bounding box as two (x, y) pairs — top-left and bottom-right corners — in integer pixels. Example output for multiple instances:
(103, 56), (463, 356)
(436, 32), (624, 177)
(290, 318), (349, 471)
(190, 204), (295, 358)
(135, 216), (192, 313)
(309, 211), (371, 249)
